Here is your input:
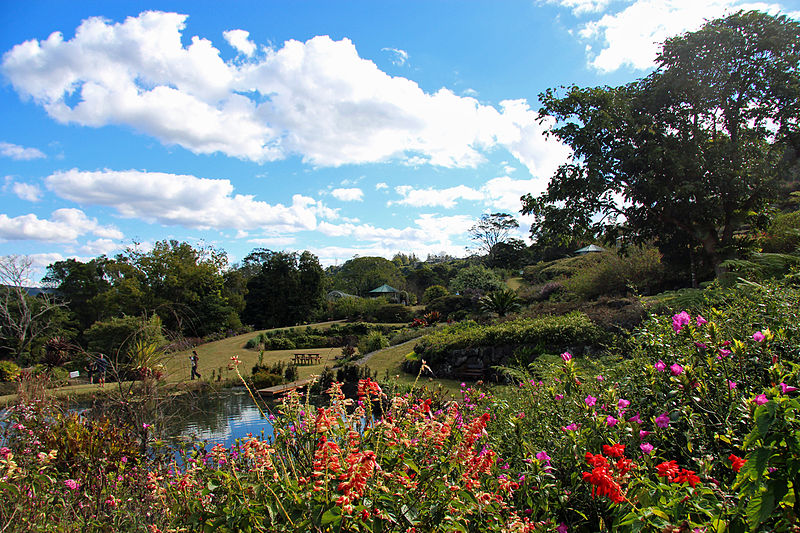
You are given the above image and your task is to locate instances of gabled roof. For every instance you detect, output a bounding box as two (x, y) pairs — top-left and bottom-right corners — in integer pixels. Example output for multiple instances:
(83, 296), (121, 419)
(369, 284), (399, 293)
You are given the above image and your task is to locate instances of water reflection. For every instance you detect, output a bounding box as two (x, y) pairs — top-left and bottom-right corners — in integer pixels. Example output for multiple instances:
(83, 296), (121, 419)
(166, 388), (274, 447)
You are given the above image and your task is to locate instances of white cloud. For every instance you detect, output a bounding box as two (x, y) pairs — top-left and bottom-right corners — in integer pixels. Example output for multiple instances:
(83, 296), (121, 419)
(544, 0), (615, 14)
(246, 236), (297, 247)
(2, 11), (568, 175)
(392, 184), (484, 208)
(0, 141), (45, 160)
(12, 182), (42, 202)
(223, 29), (256, 56)
(81, 238), (121, 255)
(45, 168), (334, 232)
(381, 47), (408, 66)
(0, 208), (122, 242)
(576, 0), (787, 72)
(375, 182), (388, 190)
(331, 187), (364, 202)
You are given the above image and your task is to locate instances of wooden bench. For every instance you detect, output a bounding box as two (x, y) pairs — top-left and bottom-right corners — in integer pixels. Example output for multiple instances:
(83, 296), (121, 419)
(459, 367), (485, 380)
(292, 353), (321, 365)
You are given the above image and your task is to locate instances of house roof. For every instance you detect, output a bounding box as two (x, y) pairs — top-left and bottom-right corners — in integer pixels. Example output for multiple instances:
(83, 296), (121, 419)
(574, 244), (605, 254)
(369, 284), (400, 293)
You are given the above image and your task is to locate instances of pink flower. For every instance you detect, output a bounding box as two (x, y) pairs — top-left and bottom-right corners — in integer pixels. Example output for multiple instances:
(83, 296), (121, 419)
(780, 383), (798, 394)
(718, 348), (731, 357)
(585, 395), (597, 407)
(560, 352), (573, 362)
(639, 430), (651, 439)
(696, 315), (707, 326)
(728, 380), (737, 390)
(670, 363), (684, 376)
(618, 399), (630, 409)
(554, 394), (564, 401)
(655, 360), (667, 372)
(606, 415), (618, 427)
(562, 423), (580, 431)
(672, 311), (691, 333)
(596, 375), (604, 381)
(640, 442), (654, 454)
(536, 451), (551, 465)
(753, 394), (769, 405)
(64, 479), (80, 490)
(557, 523), (568, 533)
(753, 331), (765, 342)
(628, 412), (642, 424)
(655, 413), (670, 428)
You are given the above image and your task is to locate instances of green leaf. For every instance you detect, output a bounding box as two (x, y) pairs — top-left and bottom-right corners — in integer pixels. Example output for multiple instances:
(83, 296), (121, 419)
(756, 402), (777, 437)
(0, 481), (20, 496)
(746, 490), (775, 530)
(321, 509), (341, 526)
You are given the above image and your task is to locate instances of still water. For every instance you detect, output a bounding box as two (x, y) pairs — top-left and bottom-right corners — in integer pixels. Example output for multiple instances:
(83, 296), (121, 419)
(163, 388), (275, 448)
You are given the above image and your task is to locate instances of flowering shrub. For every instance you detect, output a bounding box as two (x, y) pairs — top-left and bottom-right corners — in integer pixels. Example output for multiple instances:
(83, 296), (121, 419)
(2, 282), (800, 531)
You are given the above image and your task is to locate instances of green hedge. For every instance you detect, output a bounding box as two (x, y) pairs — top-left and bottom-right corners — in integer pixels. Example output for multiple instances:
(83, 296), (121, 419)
(413, 313), (605, 363)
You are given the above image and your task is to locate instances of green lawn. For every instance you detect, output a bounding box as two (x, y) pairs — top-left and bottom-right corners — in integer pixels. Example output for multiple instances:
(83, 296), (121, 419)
(362, 341), (463, 398)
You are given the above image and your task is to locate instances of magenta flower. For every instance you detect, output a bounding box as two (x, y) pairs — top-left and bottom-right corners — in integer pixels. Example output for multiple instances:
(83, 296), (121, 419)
(670, 363), (684, 376)
(596, 375), (604, 381)
(606, 415), (618, 427)
(672, 311), (691, 333)
(64, 479), (80, 490)
(554, 394), (564, 401)
(780, 383), (798, 394)
(696, 315), (707, 326)
(655, 360), (667, 372)
(618, 399), (631, 409)
(628, 412), (642, 424)
(585, 395), (597, 407)
(655, 413), (671, 428)
(560, 351), (573, 362)
(640, 442), (654, 454)
(639, 430), (651, 439)
(562, 423), (580, 431)
(753, 394), (769, 406)
(536, 451), (551, 465)
(557, 523), (568, 533)
(753, 331), (765, 342)
(728, 380), (737, 390)
(718, 348), (731, 357)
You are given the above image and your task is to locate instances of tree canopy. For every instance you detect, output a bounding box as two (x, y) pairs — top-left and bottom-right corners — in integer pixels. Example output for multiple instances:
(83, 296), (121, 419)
(522, 11), (800, 278)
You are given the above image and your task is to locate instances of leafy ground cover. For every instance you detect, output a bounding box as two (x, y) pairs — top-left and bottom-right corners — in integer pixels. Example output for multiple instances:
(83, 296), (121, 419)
(1, 280), (799, 531)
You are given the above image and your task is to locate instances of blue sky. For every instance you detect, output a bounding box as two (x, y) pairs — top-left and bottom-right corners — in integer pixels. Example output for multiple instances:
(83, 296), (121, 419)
(2, 0), (798, 280)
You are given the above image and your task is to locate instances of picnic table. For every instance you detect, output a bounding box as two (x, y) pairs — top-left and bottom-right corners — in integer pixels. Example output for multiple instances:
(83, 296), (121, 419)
(292, 353), (322, 365)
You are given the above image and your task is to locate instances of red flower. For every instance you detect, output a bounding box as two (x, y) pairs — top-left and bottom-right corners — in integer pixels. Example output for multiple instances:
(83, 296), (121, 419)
(673, 469), (700, 487)
(655, 460), (680, 481)
(602, 443), (625, 458)
(585, 452), (608, 468)
(729, 454), (747, 472)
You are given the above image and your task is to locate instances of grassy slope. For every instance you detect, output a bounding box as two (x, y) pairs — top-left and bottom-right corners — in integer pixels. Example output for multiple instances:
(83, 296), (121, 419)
(361, 341), (463, 397)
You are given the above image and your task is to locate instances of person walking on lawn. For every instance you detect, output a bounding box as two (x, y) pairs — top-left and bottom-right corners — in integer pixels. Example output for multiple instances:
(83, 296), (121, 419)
(190, 350), (201, 380)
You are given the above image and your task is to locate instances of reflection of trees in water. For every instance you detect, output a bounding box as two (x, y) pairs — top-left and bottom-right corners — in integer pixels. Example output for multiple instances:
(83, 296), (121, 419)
(164, 388), (273, 445)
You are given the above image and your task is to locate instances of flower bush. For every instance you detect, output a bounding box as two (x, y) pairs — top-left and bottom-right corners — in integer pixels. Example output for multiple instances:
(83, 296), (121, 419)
(2, 282), (799, 531)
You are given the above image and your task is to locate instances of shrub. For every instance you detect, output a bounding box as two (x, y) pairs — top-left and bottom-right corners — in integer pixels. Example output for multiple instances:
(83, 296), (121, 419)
(425, 294), (478, 319)
(423, 284), (449, 303)
(358, 331), (389, 355)
(414, 312), (605, 364)
(0, 359), (21, 382)
(372, 304), (414, 323)
(449, 264), (504, 295)
(251, 370), (283, 389)
(563, 246), (665, 300)
(266, 337), (296, 350)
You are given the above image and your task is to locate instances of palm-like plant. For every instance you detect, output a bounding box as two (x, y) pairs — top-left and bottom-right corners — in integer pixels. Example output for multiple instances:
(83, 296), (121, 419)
(480, 289), (521, 317)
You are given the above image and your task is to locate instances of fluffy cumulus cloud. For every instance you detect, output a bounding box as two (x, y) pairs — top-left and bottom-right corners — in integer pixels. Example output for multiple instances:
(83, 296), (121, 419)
(10, 181), (42, 202)
(331, 187), (364, 202)
(381, 47), (409, 66)
(0, 141), (45, 160)
(1, 11), (567, 176)
(44, 169), (334, 232)
(566, 0), (791, 72)
(0, 208), (122, 242)
(223, 29), (256, 56)
(391, 174), (550, 212)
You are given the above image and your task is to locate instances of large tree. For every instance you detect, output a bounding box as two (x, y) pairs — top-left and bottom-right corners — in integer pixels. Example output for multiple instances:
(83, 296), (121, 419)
(468, 213), (520, 259)
(332, 256), (405, 297)
(522, 11), (800, 278)
(241, 249), (326, 328)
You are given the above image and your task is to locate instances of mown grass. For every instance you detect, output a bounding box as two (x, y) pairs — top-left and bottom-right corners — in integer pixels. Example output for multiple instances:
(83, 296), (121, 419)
(362, 340), (463, 397)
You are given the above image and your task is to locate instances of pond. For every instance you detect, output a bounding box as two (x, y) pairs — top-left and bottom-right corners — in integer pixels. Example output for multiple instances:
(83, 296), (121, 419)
(163, 388), (275, 448)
